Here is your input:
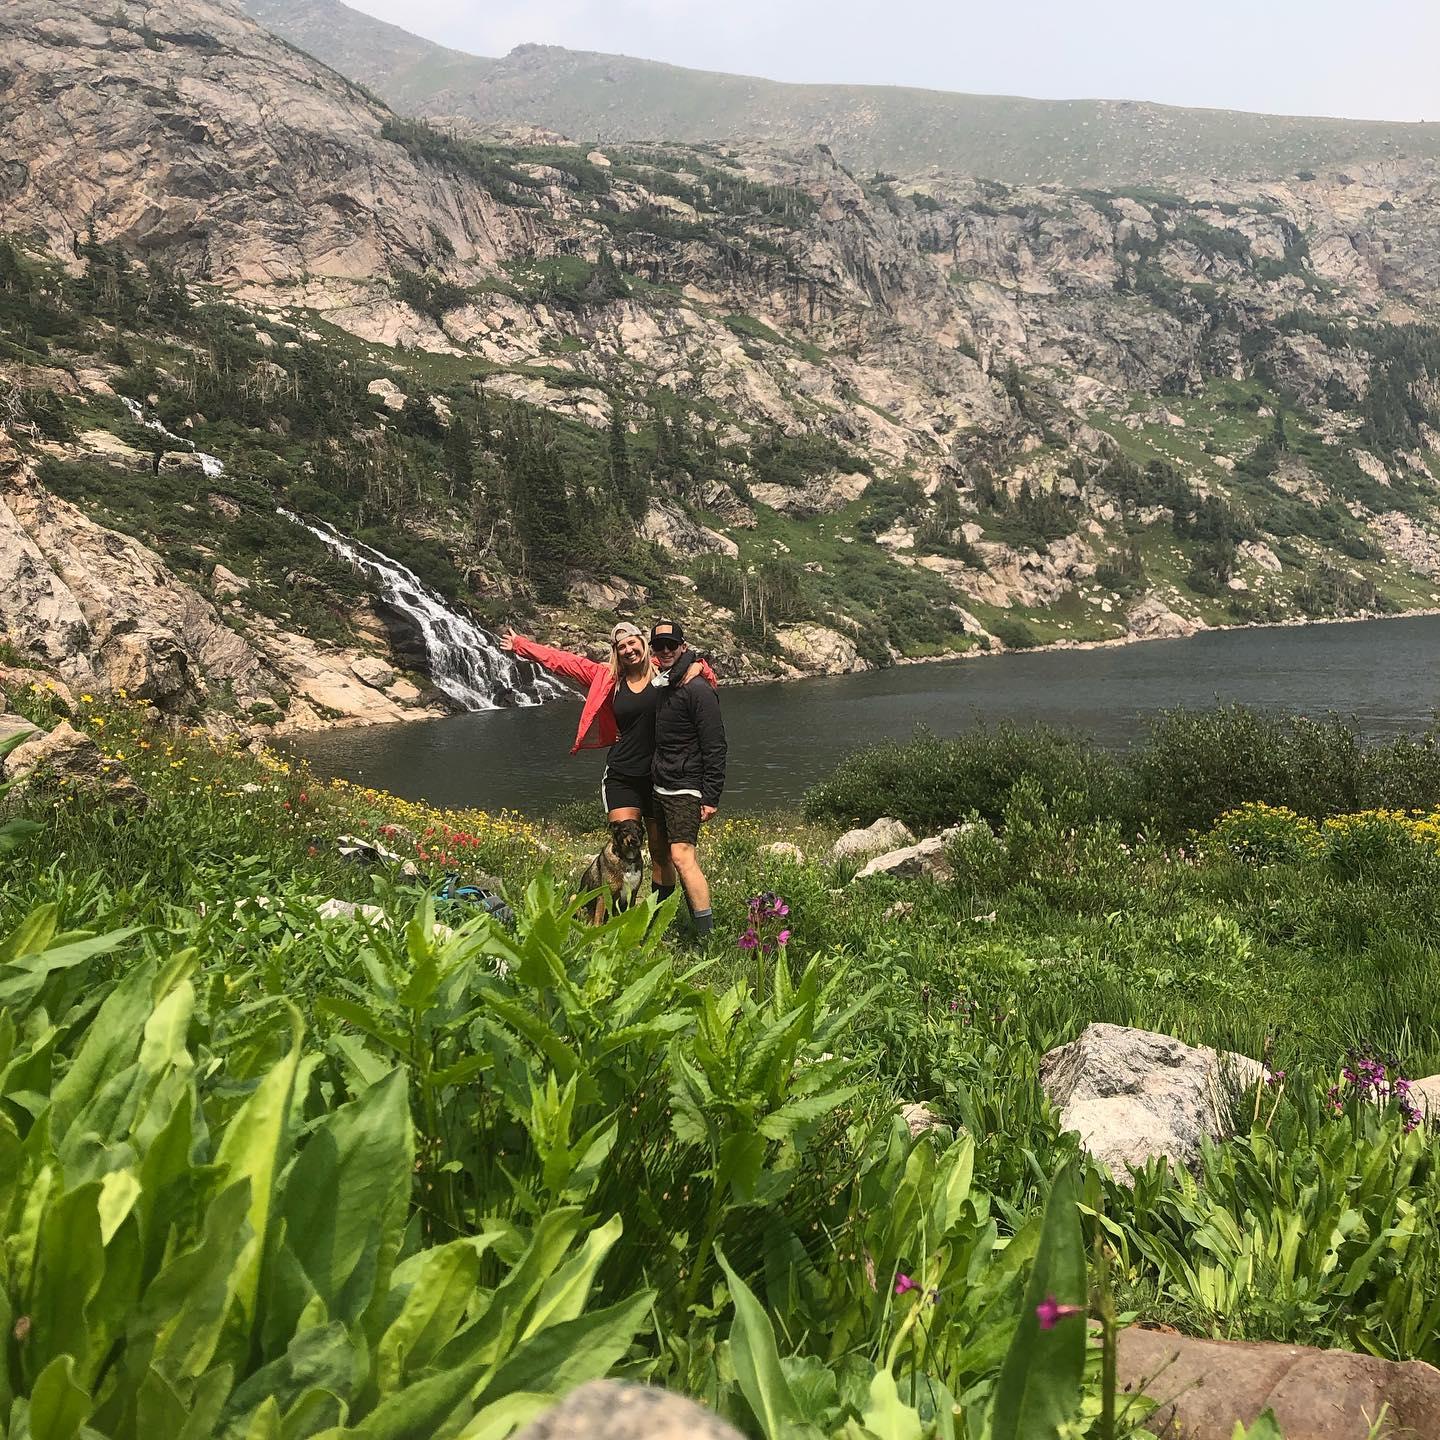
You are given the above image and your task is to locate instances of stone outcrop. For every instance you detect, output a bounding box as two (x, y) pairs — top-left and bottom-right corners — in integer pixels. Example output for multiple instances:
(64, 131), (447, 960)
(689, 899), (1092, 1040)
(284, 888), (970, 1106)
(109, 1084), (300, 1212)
(899, 1102), (946, 1138)
(349, 656), (396, 690)
(641, 501), (738, 559)
(0, 439), (274, 710)
(1040, 1024), (1264, 1176)
(832, 817), (915, 864)
(4, 720), (148, 808)
(1125, 595), (1204, 642)
(750, 471), (871, 518)
(1119, 1328), (1440, 1440)
(513, 1382), (743, 1440)
(0, 0), (531, 289)
(0, 434), (440, 734)
(854, 829), (959, 882)
(773, 624), (868, 676)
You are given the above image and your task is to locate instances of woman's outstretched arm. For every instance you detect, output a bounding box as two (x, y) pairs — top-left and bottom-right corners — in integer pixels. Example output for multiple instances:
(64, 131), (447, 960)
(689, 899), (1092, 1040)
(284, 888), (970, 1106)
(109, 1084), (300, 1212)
(499, 626), (608, 687)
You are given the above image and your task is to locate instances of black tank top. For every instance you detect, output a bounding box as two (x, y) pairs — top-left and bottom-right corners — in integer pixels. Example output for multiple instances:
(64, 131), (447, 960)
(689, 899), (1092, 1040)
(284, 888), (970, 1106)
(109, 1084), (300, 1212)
(608, 677), (659, 777)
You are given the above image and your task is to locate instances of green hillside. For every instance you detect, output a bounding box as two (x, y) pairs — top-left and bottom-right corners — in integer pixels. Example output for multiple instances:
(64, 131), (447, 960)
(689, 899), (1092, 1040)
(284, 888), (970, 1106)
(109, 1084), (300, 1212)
(239, 0), (1440, 185)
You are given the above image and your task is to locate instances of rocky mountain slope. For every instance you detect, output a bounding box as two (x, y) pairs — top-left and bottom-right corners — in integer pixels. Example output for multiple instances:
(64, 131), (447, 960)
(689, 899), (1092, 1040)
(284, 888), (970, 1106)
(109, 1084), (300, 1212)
(237, 0), (1440, 187)
(3, 0), (1440, 735)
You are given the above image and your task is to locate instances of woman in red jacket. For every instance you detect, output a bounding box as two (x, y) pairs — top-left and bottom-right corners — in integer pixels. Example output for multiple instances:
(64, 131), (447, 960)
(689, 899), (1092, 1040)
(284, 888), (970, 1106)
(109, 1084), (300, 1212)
(499, 620), (702, 901)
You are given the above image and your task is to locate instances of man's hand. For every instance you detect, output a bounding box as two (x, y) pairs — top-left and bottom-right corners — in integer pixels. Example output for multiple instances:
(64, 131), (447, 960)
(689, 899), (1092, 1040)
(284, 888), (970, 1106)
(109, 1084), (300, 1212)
(700, 805), (717, 823)
(498, 625), (518, 653)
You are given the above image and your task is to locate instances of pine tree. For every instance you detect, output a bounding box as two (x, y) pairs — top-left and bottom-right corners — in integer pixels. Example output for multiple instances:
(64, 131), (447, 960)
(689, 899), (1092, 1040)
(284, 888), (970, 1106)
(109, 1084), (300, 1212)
(513, 421), (572, 603)
(444, 414), (475, 493)
(609, 395), (646, 519)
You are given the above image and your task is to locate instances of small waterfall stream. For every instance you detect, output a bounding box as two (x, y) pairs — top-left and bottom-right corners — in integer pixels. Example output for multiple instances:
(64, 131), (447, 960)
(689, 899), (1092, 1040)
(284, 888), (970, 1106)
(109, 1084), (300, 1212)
(121, 398), (227, 478)
(280, 511), (566, 711)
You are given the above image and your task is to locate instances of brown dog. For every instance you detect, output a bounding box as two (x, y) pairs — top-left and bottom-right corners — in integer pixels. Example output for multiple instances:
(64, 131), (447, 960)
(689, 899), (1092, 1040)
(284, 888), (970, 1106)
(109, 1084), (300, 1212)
(579, 817), (646, 923)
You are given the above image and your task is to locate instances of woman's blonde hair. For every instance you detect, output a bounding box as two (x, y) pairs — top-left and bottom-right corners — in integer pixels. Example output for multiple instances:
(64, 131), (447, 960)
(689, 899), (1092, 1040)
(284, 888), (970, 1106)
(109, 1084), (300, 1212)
(607, 622), (655, 683)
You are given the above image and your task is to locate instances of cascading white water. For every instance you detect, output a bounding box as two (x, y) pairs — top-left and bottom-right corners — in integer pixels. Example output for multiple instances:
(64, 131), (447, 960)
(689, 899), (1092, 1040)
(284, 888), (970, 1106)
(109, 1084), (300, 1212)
(278, 510), (567, 711)
(122, 397), (226, 478)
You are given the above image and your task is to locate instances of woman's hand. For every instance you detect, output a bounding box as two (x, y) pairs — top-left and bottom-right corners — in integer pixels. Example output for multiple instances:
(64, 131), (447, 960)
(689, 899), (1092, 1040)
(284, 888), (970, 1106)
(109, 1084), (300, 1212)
(498, 625), (518, 653)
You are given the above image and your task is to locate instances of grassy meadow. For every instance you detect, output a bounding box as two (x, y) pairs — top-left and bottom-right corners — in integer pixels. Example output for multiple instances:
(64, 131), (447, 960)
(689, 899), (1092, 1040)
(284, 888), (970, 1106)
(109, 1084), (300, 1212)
(2, 684), (1440, 1437)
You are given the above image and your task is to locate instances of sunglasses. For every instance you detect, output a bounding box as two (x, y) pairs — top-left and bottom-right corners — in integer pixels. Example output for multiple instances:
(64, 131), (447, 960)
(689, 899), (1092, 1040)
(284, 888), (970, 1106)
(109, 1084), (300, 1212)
(651, 639), (680, 651)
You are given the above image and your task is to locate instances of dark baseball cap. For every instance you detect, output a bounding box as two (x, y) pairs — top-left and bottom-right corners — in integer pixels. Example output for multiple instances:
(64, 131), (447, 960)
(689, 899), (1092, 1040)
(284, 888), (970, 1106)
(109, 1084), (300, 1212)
(649, 619), (686, 648)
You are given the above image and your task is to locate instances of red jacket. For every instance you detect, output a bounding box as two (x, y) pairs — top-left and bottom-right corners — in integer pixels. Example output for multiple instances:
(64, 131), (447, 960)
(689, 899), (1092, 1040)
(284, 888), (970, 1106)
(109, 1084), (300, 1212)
(509, 635), (717, 756)
(508, 635), (616, 753)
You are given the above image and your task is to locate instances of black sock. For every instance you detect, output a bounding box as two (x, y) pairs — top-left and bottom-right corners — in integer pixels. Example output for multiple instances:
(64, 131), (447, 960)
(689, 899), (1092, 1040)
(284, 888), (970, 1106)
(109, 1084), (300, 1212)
(691, 907), (714, 936)
(652, 883), (675, 903)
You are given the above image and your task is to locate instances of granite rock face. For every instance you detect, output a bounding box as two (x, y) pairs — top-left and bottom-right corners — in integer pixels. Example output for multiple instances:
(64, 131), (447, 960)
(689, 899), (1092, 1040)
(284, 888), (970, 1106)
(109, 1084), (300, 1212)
(1040, 1023), (1264, 1176)
(1119, 1328), (1440, 1440)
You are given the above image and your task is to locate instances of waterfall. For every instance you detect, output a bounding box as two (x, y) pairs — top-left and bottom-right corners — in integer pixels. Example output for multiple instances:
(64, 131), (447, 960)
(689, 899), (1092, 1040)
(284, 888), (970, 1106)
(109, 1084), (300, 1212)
(122, 398), (226, 478)
(279, 511), (567, 711)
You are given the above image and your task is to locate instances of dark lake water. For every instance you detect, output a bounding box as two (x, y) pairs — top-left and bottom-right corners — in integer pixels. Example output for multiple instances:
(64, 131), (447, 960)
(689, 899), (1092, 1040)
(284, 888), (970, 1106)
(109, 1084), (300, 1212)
(288, 615), (1440, 816)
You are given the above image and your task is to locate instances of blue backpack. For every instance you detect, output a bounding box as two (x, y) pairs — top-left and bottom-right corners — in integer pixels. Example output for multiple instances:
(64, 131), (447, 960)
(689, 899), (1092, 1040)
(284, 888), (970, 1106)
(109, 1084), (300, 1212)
(436, 872), (515, 930)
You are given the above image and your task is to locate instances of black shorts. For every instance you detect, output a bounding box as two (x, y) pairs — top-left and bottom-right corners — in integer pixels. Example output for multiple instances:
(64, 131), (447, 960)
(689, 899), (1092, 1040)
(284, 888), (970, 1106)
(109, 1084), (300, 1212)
(601, 770), (654, 818)
(655, 791), (702, 847)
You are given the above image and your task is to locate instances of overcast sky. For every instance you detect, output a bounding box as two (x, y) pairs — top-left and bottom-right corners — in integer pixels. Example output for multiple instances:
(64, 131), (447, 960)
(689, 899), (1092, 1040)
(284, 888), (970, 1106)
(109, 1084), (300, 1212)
(345, 0), (1437, 122)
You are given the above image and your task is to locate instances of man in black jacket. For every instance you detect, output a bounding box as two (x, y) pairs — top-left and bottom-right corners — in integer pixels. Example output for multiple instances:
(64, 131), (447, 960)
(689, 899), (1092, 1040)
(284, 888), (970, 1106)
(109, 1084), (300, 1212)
(649, 619), (726, 937)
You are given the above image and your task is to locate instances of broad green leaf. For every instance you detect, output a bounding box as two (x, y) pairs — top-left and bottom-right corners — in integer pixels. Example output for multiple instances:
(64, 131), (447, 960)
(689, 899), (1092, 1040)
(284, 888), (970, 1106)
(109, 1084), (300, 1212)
(220, 1324), (358, 1431)
(0, 927), (140, 1009)
(1231, 1414), (1285, 1440)
(861, 1370), (923, 1440)
(436, 1208), (588, 1371)
(0, 904), (59, 964)
(376, 1240), (489, 1393)
(279, 1067), (413, 1328)
(315, 997), (410, 1060)
(97, 1168), (141, 1244)
(718, 1248), (800, 1440)
(139, 979), (196, 1077)
(0, 817), (42, 856)
(214, 1005), (302, 1322)
(26, 1356), (92, 1440)
(48, 962), (155, 1140)
(473, 1290), (653, 1412)
(454, 1393), (551, 1440)
(141, 1179), (253, 1383)
(522, 1214), (623, 1338)
(989, 1163), (1087, 1440)
(28, 1183), (105, 1383)
(348, 1357), (491, 1440)
(241, 1396), (283, 1440)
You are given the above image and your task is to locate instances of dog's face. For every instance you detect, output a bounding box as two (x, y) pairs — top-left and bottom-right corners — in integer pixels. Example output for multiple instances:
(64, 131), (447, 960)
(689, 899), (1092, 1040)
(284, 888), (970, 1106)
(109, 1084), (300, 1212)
(609, 818), (645, 867)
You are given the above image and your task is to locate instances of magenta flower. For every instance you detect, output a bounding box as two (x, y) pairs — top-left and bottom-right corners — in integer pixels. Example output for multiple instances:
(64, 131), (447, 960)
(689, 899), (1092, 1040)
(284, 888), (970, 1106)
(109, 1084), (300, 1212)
(776, 929), (791, 945)
(894, 1273), (917, 1296)
(1035, 1294), (1084, 1331)
(739, 929), (759, 950)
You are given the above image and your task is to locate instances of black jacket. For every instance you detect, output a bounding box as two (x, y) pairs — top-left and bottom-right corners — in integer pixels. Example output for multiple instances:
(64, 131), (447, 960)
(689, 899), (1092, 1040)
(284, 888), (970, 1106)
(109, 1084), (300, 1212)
(651, 648), (727, 807)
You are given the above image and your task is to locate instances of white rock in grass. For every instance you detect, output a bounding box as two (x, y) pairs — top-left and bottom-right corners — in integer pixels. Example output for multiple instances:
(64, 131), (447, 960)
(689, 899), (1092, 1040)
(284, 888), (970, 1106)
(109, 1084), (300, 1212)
(1040, 1023), (1264, 1178)
(763, 841), (806, 864)
(854, 830), (958, 882)
(832, 816), (915, 863)
(514, 1381), (743, 1439)
(899, 1101), (946, 1138)
(1408, 1075), (1440, 1120)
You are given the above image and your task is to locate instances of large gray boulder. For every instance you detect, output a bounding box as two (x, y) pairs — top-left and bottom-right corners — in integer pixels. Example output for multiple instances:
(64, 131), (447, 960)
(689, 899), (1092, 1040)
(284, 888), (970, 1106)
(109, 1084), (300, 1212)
(832, 816), (915, 863)
(1408, 1074), (1440, 1120)
(854, 827), (961, 882)
(1039, 1023), (1263, 1176)
(513, 1381), (743, 1440)
(1120, 1327), (1440, 1439)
